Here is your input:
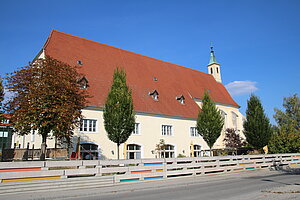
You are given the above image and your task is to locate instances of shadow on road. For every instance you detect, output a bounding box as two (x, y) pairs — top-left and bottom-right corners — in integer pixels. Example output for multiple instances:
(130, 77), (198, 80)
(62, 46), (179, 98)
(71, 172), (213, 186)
(278, 166), (300, 175)
(244, 166), (300, 187)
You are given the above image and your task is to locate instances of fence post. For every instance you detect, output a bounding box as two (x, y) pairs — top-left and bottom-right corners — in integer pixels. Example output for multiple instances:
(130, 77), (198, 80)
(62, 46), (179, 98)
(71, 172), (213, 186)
(95, 164), (102, 176)
(163, 160), (167, 179)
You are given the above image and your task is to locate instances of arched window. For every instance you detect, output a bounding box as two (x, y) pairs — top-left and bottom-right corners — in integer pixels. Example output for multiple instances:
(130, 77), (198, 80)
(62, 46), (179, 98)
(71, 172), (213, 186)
(210, 68), (213, 74)
(193, 145), (201, 157)
(127, 144), (141, 159)
(160, 144), (175, 158)
(80, 143), (98, 160)
(232, 112), (238, 130)
(220, 110), (227, 129)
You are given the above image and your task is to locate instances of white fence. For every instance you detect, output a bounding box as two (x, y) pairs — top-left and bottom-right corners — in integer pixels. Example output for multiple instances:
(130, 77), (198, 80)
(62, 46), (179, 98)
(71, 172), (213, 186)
(0, 153), (299, 183)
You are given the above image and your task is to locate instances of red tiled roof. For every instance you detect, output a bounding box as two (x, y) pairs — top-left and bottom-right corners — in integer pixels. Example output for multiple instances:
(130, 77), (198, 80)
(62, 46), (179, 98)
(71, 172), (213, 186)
(43, 30), (239, 119)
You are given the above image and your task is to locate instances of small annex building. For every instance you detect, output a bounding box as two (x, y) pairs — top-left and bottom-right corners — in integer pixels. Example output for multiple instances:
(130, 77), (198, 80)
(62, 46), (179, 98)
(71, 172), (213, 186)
(13, 30), (245, 159)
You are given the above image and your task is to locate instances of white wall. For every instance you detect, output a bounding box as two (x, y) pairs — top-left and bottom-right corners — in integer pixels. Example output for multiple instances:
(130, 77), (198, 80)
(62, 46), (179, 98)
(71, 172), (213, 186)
(12, 102), (245, 159)
(72, 108), (209, 159)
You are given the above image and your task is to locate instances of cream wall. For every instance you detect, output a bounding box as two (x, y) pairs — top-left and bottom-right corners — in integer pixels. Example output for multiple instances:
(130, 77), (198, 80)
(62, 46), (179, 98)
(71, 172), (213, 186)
(73, 108), (209, 159)
(12, 102), (245, 159)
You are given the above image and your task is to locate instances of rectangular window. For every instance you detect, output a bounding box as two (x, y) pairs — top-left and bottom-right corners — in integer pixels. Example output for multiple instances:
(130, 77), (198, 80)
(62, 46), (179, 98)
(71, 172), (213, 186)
(2, 119), (9, 124)
(190, 127), (199, 137)
(0, 131), (8, 138)
(232, 112), (238, 130)
(132, 123), (140, 135)
(162, 125), (172, 136)
(80, 119), (97, 133)
(31, 130), (35, 142)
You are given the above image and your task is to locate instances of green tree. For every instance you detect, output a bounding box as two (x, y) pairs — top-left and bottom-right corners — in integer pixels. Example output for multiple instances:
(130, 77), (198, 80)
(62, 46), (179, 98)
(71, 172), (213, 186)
(6, 56), (88, 160)
(243, 95), (272, 150)
(273, 94), (300, 131)
(197, 91), (224, 155)
(269, 94), (300, 153)
(103, 68), (135, 159)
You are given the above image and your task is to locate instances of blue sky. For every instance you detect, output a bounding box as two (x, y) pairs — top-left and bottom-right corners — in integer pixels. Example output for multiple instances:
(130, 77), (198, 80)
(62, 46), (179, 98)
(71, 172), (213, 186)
(1, 0), (299, 124)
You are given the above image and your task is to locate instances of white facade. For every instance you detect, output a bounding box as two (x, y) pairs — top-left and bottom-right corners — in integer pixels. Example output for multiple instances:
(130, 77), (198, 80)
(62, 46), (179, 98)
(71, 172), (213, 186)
(13, 102), (245, 159)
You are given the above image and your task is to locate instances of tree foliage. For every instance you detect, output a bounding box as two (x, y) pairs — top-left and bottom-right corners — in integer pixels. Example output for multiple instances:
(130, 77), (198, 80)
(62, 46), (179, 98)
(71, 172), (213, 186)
(243, 95), (272, 149)
(6, 56), (88, 160)
(103, 68), (135, 159)
(269, 94), (300, 153)
(223, 128), (246, 148)
(155, 139), (166, 158)
(273, 94), (300, 131)
(197, 91), (224, 150)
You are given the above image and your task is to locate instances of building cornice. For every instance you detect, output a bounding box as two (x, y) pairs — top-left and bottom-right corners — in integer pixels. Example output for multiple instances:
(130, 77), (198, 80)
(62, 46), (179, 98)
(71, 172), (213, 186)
(193, 97), (240, 109)
(84, 106), (196, 121)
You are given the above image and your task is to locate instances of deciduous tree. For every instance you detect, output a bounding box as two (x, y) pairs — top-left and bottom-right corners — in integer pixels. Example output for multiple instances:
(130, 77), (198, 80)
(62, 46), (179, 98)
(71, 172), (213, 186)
(6, 56), (88, 160)
(155, 139), (166, 158)
(103, 68), (135, 159)
(197, 91), (224, 155)
(269, 94), (300, 153)
(224, 128), (246, 148)
(243, 95), (272, 150)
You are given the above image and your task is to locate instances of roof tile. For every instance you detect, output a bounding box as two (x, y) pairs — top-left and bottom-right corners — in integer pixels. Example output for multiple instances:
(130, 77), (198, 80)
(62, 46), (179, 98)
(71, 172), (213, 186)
(44, 30), (239, 119)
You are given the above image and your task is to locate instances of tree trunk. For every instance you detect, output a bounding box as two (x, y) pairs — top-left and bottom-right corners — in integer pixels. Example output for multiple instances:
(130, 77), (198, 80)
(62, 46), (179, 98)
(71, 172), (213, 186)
(40, 134), (47, 161)
(54, 136), (57, 159)
(117, 144), (120, 160)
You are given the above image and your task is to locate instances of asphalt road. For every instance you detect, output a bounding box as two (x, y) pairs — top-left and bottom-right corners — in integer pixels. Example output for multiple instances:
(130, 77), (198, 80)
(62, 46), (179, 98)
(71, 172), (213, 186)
(2, 169), (300, 200)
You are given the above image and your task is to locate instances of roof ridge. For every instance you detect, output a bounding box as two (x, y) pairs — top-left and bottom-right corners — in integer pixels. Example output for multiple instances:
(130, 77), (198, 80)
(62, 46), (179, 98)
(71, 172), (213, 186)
(50, 30), (211, 78)
(43, 29), (56, 49)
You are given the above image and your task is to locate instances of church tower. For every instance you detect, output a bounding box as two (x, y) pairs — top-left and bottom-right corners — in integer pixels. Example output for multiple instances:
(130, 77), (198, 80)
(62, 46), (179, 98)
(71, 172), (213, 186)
(207, 46), (222, 83)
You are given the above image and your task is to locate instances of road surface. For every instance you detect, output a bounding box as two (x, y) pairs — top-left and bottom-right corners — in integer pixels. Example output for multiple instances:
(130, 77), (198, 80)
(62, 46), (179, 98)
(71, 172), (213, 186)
(1, 168), (300, 200)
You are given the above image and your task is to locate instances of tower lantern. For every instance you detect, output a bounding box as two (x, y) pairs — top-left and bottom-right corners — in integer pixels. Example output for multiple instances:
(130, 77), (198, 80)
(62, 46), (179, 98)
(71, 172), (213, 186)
(207, 46), (222, 83)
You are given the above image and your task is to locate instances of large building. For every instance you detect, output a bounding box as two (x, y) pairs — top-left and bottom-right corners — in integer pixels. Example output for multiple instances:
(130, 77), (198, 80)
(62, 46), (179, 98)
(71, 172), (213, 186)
(0, 114), (13, 153)
(13, 30), (245, 159)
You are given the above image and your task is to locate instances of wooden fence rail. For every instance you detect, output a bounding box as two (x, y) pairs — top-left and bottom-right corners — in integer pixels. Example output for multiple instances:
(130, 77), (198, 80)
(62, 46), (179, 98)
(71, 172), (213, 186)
(0, 153), (299, 183)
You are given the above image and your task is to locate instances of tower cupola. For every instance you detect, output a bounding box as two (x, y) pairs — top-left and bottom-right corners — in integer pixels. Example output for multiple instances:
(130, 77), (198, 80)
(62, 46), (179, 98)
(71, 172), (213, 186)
(207, 46), (222, 83)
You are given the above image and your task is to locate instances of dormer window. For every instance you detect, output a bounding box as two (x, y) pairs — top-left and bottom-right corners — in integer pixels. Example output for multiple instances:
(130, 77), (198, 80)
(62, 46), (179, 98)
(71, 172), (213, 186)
(176, 95), (185, 105)
(77, 60), (83, 65)
(149, 90), (159, 101)
(78, 76), (89, 89)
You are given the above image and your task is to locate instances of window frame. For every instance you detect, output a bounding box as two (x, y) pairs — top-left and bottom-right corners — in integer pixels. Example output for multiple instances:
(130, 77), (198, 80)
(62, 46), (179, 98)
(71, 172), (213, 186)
(0, 130), (8, 138)
(126, 144), (142, 159)
(79, 119), (97, 133)
(193, 144), (201, 157)
(190, 127), (199, 137)
(161, 125), (173, 136)
(220, 110), (227, 129)
(132, 123), (140, 135)
(231, 112), (238, 130)
(31, 130), (36, 142)
(159, 144), (175, 158)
